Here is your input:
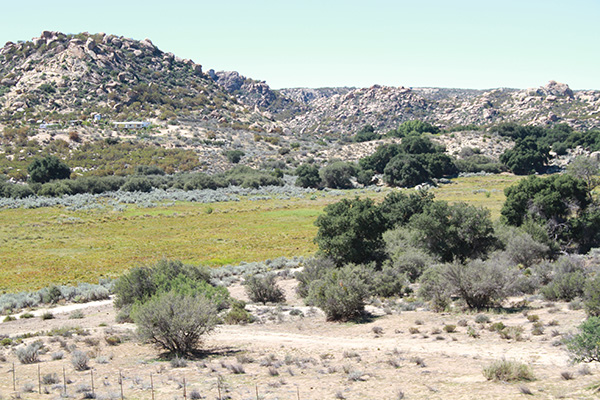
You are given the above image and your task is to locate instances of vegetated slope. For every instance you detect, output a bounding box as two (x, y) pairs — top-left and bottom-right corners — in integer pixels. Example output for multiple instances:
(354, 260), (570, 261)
(276, 82), (600, 136)
(0, 31), (275, 130)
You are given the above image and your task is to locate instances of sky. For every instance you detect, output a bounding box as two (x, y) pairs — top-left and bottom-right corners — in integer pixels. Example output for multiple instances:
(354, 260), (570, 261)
(1, 0), (598, 90)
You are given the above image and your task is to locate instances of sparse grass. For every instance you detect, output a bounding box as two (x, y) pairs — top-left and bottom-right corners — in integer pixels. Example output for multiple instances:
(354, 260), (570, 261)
(561, 371), (574, 380)
(69, 310), (85, 319)
(40, 312), (54, 320)
(372, 326), (384, 335)
(483, 359), (535, 382)
(527, 314), (540, 323)
(170, 356), (187, 368)
(443, 324), (456, 333)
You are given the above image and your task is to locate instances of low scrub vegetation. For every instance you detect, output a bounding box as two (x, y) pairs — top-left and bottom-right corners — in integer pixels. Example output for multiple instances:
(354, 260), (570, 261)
(483, 359), (535, 382)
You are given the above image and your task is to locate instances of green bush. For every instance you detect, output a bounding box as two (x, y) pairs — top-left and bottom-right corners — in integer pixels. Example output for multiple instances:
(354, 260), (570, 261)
(295, 257), (335, 298)
(16, 341), (43, 364)
(114, 259), (229, 320)
(584, 274), (600, 317)
(120, 176), (152, 192)
(243, 274), (285, 305)
(225, 150), (245, 164)
(224, 300), (255, 325)
(566, 317), (600, 363)
(306, 265), (369, 321)
(483, 359), (535, 382)
(540, 256), (586, 302)
(132, 291), (218, 356)
(370, 263), (411, 298)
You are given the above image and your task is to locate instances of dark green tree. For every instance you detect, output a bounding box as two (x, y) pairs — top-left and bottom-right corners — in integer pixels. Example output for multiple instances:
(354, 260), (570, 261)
(319, 161), (355, 189)
(500, 137), (550, 175)
(295, 164), (321, 188)
(409, 201), (496, 262)
(314, 197), (386, 266)
(353, 124), (380, 142)
(399, 135), (440, 154)
(225, 150), (245, 164)
(379, 190), (434, 228)
(501, 175), (591, 249)
(383, 155), (429, 187)
(359, 144), (402, 174)
(392, 120), (440, 138)
(28, 155), (71, 183)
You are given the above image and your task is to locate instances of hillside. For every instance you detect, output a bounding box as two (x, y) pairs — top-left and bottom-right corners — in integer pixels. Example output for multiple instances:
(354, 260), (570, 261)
(0, 31), (599, 176)
(0, 31), (276, 131)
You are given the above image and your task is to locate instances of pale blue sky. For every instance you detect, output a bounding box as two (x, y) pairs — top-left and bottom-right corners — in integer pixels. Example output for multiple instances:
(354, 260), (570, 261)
(1, 0), (598, 90)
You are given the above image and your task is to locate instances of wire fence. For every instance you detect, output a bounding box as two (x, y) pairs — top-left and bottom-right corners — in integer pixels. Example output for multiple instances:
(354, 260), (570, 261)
(3, 362), (306, 400)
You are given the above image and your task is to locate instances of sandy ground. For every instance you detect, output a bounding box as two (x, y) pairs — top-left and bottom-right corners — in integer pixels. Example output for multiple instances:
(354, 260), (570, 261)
(0, 279), (597, 399)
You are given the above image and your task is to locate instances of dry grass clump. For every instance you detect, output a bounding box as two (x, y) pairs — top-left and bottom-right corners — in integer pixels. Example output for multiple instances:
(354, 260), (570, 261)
(483, 359), (535, 382)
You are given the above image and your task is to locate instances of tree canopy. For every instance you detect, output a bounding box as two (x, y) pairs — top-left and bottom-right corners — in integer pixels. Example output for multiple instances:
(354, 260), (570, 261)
(28, 155), (71, 183)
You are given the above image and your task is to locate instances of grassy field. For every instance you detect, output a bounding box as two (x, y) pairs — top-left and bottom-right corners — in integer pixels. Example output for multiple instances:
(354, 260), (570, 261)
(0, 174), (523, 292)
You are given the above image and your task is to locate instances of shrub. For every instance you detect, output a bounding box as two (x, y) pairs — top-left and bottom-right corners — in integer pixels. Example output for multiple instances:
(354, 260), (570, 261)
(41, 312), (54, 320)
(114, 259), (229, 320)
(243, 274), (285, 305)
(170, 356), (188, 368)
(69, 310), (85, 319)
(443, 324), (456, 333)
(483, 359), (535, 382)
(120, 176), (152, 192)
(104, 335), (121, 346)
(566, 317), (600, 363)
(225, 150), (245, 164)
(295, 257), (335, 298)
(584, 274), (600, 317)
(42, 373), (59, 385)
(224, 300), (254, 325)
(16, 341), (43, 364)
(370, 263), (411, 298)
(132, 291), (218, 356)
(423, 259), (515, 310)
(541, 270), (586, 302)
(306, 264), (369, 321)
(71, 350), (89, 371)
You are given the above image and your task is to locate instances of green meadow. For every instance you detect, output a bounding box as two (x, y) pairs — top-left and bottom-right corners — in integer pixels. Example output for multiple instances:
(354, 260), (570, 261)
(0, 174), (523, 292)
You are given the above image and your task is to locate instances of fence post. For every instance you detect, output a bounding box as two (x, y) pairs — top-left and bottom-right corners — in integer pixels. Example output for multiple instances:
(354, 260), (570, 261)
(91, 369), (95, 397)
(38, 364), (41, 394)
(217, 378), (222, 400)
(119, 370), (124, 400)
(12, 362), (15, 392)
(297, 385), (300, 400)
(63, 366), (67, 395)
(255, 383), (259, 400)
(151, 373), (155, 400)
(183, 376), (187, 400)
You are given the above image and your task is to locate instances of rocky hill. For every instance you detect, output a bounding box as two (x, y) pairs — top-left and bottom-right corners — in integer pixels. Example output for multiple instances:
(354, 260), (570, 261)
(0, 31), (277, 131)
(0, 31), (599, 173)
